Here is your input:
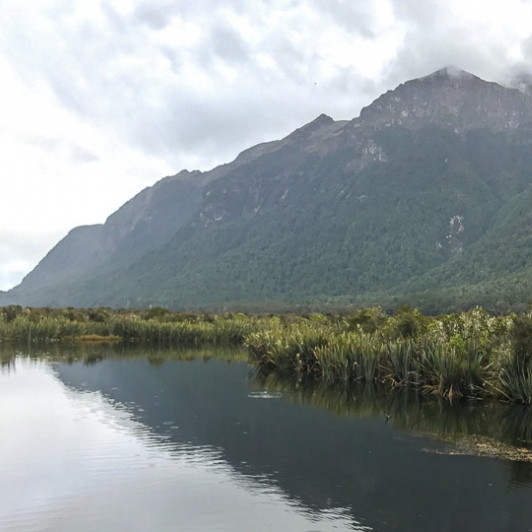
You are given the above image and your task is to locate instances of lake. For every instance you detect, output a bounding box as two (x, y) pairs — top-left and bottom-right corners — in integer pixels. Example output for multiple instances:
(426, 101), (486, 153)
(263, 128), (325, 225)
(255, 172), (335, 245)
(1, 346), (532, 531)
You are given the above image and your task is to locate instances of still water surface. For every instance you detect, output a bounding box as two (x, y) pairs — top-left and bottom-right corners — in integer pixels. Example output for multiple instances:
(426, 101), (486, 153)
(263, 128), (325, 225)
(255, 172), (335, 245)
(1, 348), (532, 531)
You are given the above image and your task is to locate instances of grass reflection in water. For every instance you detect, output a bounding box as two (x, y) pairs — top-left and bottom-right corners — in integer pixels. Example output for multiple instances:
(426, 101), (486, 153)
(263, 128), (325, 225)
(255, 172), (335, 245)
(250, 368), (532, 466)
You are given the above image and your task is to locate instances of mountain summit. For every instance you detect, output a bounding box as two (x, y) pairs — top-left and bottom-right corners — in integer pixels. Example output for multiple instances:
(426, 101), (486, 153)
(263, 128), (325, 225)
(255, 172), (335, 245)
(358, 67), (532, 133)
(5, 68), (532, 312)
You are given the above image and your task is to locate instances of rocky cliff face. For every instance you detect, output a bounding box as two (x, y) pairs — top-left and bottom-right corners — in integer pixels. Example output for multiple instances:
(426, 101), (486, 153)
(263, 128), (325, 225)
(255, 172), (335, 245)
(5, 67), (532, 311)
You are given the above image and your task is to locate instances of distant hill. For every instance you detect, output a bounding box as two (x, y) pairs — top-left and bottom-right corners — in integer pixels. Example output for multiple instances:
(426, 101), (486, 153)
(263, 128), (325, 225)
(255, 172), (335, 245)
(5, 66), (532, 313)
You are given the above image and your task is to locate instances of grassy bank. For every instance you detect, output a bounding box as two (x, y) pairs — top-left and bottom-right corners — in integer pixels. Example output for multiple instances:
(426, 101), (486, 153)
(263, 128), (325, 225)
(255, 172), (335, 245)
(2, 304), (532, 404)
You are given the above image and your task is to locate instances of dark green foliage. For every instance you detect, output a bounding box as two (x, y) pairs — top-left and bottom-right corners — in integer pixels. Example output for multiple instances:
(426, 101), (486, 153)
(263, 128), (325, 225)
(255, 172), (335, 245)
(144, 306), (170, 320)
(2, 305), (23, 322)
(345, 307), (387, 333)
(393, 306), (429, 339)
(70, 125), (532, 311)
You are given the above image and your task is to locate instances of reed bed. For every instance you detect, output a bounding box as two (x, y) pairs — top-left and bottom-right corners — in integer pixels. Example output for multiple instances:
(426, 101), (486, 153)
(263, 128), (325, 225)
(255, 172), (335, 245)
(2, 304), (532, 404)
(0, 307), (258, 346)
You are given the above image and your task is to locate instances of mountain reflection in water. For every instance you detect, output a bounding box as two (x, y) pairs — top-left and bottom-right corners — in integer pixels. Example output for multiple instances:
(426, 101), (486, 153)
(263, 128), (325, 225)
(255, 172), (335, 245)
(2, 346), (532, 531)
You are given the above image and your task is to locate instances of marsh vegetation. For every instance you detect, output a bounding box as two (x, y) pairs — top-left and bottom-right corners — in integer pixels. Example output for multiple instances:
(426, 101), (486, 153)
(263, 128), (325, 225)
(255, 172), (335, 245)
(3, 304), (532, 404)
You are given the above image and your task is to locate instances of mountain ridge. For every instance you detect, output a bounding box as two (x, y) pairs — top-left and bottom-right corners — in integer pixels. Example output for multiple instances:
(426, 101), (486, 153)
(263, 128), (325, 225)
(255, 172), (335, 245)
(5, 67), (532, 312)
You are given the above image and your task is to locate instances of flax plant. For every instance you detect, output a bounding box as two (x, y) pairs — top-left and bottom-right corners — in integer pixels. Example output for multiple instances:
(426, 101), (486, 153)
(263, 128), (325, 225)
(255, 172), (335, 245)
(382, 339), (420, 388)
(420, 341), (487, 400)
(496, 315), (532, 404)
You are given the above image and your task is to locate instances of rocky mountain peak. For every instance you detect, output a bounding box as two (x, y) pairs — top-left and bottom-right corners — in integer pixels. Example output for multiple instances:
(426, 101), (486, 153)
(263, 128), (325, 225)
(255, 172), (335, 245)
(274, 113), (347, 154)
(286, 113), (335, 139)
(419, 65), (477, 82)
(357, 67), (532, 133)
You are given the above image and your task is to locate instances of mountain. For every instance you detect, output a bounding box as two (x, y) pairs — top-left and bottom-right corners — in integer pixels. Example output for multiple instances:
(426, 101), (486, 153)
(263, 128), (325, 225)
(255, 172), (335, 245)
(5, 66), (532, 313)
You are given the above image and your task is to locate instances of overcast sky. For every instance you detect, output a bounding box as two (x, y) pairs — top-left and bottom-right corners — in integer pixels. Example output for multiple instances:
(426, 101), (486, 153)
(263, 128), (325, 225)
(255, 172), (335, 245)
(2, 0), (532, 290)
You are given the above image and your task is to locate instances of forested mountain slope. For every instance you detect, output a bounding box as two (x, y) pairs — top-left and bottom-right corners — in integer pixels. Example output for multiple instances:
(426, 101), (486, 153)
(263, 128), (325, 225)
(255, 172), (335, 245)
(4, 67), (532, 312)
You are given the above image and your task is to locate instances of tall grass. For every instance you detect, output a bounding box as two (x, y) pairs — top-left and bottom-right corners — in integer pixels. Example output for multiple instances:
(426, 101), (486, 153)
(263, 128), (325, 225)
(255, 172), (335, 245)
(2, 305), (532, 404)
(0, 308), (258, 346)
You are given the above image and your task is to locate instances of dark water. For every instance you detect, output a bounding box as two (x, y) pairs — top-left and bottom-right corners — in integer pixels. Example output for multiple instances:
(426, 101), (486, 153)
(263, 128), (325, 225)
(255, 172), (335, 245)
(1, 348), (532, 531)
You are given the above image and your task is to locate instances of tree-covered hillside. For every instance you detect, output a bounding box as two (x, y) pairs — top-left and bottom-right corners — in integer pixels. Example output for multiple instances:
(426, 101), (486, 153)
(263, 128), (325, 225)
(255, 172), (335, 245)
(4, 67), (532, 312)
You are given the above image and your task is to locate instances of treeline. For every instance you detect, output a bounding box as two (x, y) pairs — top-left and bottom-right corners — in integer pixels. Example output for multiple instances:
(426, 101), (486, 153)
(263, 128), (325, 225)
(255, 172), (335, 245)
(3, 304), (532, 405)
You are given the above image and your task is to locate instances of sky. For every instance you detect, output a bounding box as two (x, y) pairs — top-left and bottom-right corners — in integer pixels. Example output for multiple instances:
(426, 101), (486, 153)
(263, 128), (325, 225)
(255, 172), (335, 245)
(2, 0), (532, 290)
